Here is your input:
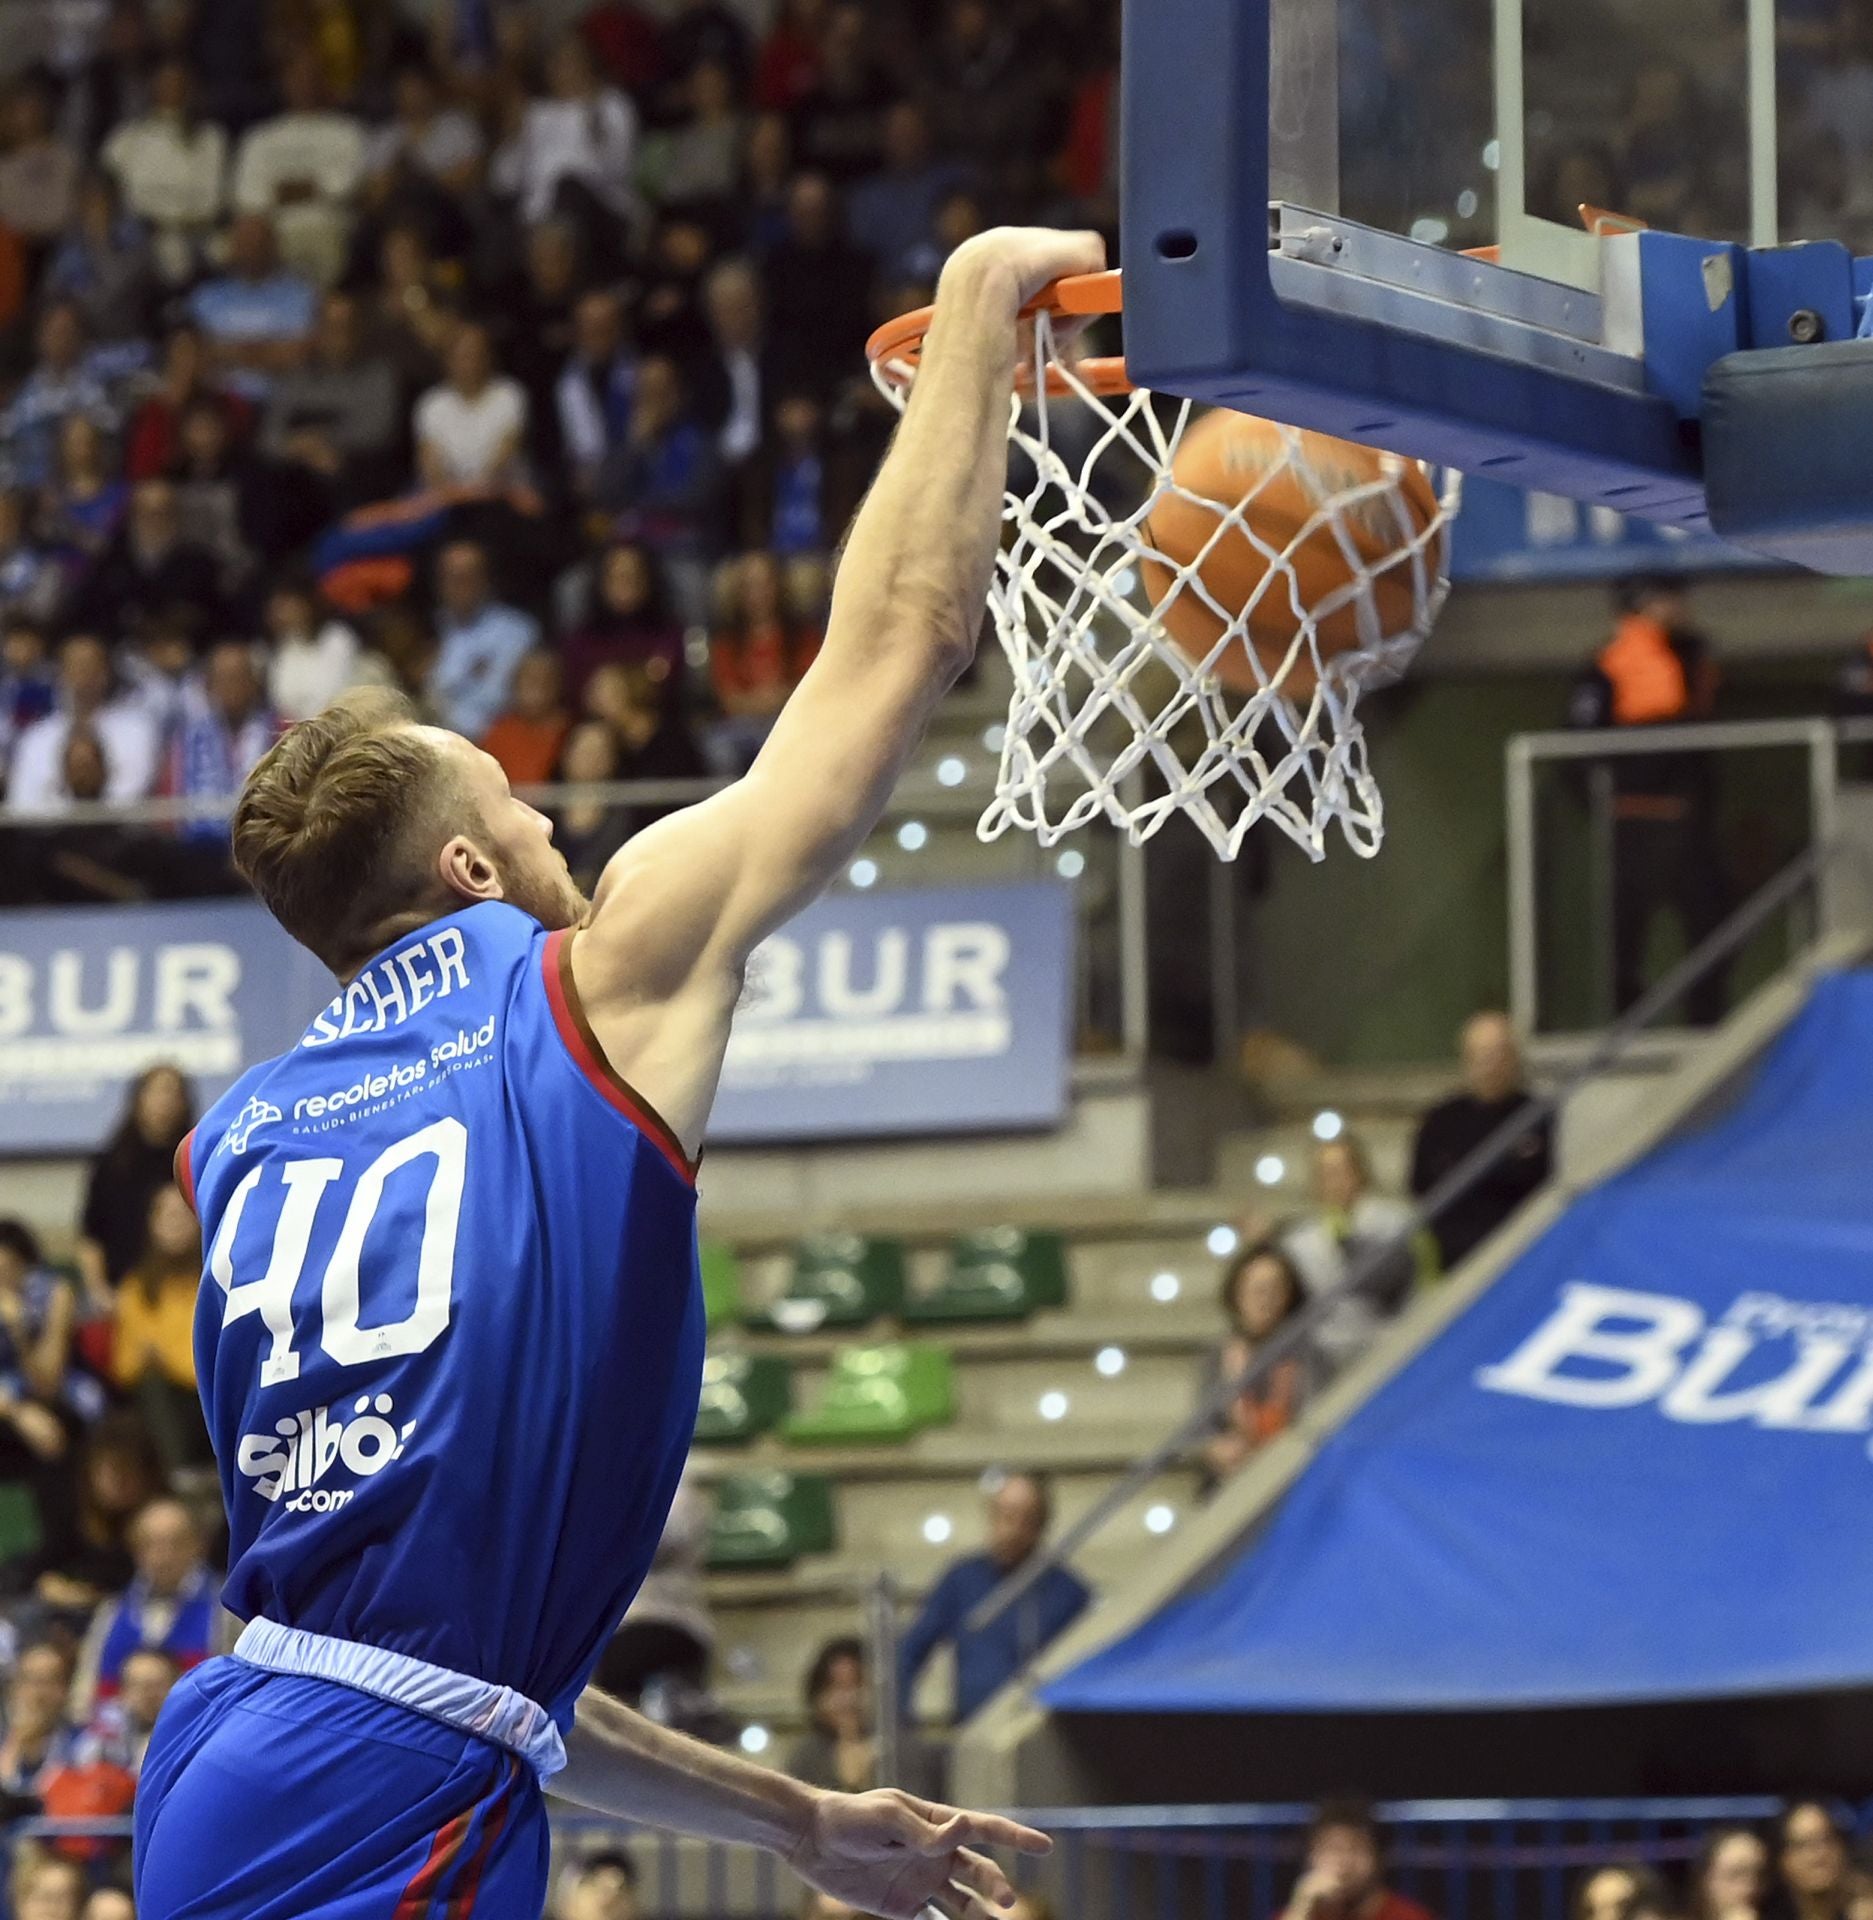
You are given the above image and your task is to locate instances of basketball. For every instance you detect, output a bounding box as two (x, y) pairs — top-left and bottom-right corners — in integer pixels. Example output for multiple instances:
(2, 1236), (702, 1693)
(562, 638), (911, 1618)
(1138, 409), (1447, 695)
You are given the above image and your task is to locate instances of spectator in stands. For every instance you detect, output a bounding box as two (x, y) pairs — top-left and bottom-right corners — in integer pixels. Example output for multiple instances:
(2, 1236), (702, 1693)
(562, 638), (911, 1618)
(0, 75), (82, 254)
(1695, 1830), (1770, 1920)
(786, 1636), (944, 1801)
(71, 1497), (225, 1718)
(42, 173), (157, 349)
(365, 64), (484, 206)
(114, 1184), (212, 1478)
(5, 634), (161, 815)
(756, 0), (827, 113)
(264, 579), (379, 725)
(482, 648), (571, 787)
(12, 1853), (86, 1920)
(365, 221), (458, 392)
(231, 42), (367, 290)
(72, 1644), (175, 1777)
(0, 1643), (78, 1800)
(1569, 576), (1724, 1025)
(562, 541), (684, 700)
(761, 173), (873, 403)
(899, 1472), (1090, 1724)
(1408, 1011), (1552, 1269)
(595, 1463), (714, 1711)
(1576, 1866), (1671, 1920)
(426, 540), (538, 742)
(708, 549), (817, 771)
(554, 1849), (639, 1920)
(1283, 1802), (1436, 1920)
(847, 102), (967, 279)
(261, 291), (404, 520)
(551, 720), (637, 896)
(922, 0), (1038, 191)
(188, 214), (319, 400)
(1763, 1805), (1855, 1920)
(663, 0), (752, 94)
(3, 305), (117, 494)
(595, 355), (723, 624)
(557, 291), (639, 501)
(641, 59), (745, 214)
(100, 56), (229, 287)
(23, 726), (159, 904)
(31, 1415), (165, 1616)
(63, 479), (225, 647)
(737, 393), (833, 600)
(497, 34), (639, 236)
(172, 398), (265, 593)
(0, 612), (55, 758)
(0, 498), (62, 629)
(124, 326), (249, 486)
(415, 322), (531, 495)
(1201, 1241), (1319, 1491)
(39, 415), (128, 567)
(1282, 1134), (1436, 1373)
(166, 639), (277, 848)
(0, 1221), (89, 1430)
(698, 259), (766, 468)
(789, 5), (893, 184)
(81, 1891), (134, 1920)
(76, 1066), (194, 1304)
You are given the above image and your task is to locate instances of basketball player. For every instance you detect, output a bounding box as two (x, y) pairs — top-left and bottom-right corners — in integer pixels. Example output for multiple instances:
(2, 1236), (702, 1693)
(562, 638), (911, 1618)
(133, 222), (1103, 1920)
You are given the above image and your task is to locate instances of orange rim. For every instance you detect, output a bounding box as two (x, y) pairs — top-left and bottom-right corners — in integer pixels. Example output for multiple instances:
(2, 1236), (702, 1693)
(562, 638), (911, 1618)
(866, 269), (1131, 398)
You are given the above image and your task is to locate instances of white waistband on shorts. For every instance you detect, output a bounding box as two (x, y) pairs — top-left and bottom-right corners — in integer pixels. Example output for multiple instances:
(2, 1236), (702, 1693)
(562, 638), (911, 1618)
(233, 1617), (567, 1784)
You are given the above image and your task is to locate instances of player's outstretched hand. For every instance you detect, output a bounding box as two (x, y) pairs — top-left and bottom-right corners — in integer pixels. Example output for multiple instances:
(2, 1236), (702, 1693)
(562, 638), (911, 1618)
(790, 1786), (1052, 1920)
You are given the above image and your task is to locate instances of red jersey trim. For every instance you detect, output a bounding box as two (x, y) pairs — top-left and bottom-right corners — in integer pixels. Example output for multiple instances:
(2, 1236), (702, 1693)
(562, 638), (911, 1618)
(542, 929), (698, 1187)
(174, 1129), (197, 1214)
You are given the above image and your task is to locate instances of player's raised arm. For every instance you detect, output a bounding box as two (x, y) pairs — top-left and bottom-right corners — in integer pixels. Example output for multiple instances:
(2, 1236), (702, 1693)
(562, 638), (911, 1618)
(563, 226), (1104, 1150)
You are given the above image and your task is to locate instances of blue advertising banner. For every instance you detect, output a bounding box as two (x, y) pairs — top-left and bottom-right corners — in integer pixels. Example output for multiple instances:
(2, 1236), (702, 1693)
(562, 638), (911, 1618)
(1450, 476), (1773, 583)
(710, 880), (1074, 1143)
(1047, 970), (1873, 1712)
(0, 900), (331, 1157)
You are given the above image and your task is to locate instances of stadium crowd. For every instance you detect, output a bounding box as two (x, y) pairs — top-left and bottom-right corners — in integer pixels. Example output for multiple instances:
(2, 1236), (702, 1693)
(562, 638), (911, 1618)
(0, 0), (1125, 909)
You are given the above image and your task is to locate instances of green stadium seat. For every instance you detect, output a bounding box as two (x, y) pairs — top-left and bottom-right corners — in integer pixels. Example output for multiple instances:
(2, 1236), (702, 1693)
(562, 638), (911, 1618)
(0, 1483), (41, 1566)
(749, 1233), (906, 1331)
(705, 1470), (837, 1568)
(904, 1228), (1071, 1323)
(699, 1241), (742, 1332)
(784, 1342), (956, 1444)
(692, 1351), (792, 1445)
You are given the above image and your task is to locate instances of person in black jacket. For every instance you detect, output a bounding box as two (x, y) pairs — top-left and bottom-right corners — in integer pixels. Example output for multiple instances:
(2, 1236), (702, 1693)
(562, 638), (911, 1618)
(1409, 1011), (1552, 1270)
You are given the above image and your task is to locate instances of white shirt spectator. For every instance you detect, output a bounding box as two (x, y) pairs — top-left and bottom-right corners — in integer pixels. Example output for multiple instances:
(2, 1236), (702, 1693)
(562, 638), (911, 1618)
(1281, 1193), (1421, 1371)
(101, 115), (228, 283)
(267, 619), (381, 723)
(5, 703), (161, 814)
(497, 90), (638, 225)
(233, 109), (367, 287)
(414, 377), (529, 489)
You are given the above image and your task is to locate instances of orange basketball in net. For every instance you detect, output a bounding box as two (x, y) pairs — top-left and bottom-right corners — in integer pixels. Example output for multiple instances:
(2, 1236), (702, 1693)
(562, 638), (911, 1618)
(1138, 409), (1445, 695)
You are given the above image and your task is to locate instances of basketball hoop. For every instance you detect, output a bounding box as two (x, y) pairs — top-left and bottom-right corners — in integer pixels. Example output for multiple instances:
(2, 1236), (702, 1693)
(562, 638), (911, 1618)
(866, 271), (1461, 861)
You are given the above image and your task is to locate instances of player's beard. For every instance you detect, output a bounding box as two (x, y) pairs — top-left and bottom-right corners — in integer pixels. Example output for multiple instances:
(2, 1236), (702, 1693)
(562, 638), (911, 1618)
(500, 854), (591, 934)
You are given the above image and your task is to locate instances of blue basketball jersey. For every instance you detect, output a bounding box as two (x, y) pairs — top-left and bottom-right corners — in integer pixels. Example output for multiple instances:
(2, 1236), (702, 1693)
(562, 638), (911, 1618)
(179, 901), (706, 1728)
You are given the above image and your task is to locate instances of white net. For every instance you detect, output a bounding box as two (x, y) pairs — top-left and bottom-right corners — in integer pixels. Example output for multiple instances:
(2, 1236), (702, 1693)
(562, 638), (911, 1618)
(873, 311), (1461, 862)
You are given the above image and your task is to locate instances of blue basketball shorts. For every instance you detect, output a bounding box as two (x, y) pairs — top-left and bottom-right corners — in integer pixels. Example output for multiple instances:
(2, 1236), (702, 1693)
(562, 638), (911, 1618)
(134, 1659), (551, 1920)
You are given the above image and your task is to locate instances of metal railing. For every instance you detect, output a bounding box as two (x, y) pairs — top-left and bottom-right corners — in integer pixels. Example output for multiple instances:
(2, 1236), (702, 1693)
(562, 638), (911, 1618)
(22, 1795), (1857, 1920)
(1506, 716), (1873, 1046)
(963, 834), (1846, 1651)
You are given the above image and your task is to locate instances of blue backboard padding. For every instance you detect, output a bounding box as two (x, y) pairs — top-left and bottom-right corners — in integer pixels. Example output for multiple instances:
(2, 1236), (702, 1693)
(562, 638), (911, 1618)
(1704, 340), (1873, 573)
(1449, 479), (1772, 583)
(1637, 235), (1746, 422)
(1045, 971), (1873, 1713)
